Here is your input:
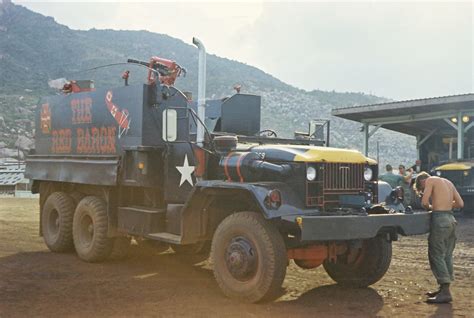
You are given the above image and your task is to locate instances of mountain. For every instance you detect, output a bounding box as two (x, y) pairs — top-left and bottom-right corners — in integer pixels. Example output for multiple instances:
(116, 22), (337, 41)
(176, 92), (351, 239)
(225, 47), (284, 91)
(0, 1), (416, 166)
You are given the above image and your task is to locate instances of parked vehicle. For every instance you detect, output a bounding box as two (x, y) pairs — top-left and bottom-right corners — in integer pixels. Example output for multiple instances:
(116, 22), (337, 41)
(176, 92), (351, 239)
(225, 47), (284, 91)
(26, 38), (430, 302)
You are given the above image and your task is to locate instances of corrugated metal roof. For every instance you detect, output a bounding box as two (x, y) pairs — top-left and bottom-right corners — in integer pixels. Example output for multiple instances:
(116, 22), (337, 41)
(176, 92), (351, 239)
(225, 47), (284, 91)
(333, 93), (474, 112)
(0, 170), (25, 186)
(331, 93), (474, 137)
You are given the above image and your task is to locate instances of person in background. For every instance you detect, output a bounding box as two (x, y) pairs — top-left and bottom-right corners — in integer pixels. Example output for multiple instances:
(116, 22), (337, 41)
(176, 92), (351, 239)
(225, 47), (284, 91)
(384, 186), (406, 213)
(411, 159), (422, 174)
(379, 164), (403, 189)
(415, 172), (464, 304)
(399, 164), (413, 207)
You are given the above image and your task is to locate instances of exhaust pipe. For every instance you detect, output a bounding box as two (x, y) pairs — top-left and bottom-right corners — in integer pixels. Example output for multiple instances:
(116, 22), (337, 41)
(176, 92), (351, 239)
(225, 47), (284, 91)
(193, 37), (206, 146)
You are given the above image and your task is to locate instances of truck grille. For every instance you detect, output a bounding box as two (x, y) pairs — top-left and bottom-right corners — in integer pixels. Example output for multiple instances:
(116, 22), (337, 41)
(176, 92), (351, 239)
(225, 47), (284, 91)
(323, 163), (364, 190)
(306, 163), (365, 208)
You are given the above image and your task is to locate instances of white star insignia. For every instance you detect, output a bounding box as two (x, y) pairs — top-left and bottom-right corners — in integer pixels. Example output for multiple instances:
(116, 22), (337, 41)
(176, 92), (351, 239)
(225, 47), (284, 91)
(176, 154), (195, 187)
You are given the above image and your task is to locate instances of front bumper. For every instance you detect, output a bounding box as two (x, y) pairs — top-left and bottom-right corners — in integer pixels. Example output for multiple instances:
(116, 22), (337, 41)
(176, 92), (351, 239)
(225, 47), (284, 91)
(283, 212), (431, 241)
(458, 187), (474, 196)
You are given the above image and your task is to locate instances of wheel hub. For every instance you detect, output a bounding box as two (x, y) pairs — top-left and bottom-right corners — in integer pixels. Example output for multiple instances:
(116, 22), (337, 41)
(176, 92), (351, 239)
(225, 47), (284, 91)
(79, 215), (94, 246)
(48, 209), (60, 238)
(88, 224), (94, 235)
(225, 237), (257, 281)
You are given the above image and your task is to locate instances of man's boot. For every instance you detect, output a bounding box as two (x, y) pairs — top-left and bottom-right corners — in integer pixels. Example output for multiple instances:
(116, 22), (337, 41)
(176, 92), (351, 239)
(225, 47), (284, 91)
(425, 286), (440, 298)
(426, 283), (452, 303)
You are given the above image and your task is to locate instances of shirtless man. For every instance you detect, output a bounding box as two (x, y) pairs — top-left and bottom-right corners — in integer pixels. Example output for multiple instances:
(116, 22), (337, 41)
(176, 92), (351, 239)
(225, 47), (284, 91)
(415, 172), (464, 304)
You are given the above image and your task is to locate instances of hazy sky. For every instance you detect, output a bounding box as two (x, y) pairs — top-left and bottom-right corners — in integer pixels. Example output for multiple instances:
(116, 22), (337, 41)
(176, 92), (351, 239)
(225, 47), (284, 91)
(16, 0), (473, 100)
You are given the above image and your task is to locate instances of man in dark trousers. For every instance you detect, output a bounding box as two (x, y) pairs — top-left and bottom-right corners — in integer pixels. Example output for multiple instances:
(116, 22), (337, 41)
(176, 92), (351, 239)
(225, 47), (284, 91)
(415, 172), (464, 304)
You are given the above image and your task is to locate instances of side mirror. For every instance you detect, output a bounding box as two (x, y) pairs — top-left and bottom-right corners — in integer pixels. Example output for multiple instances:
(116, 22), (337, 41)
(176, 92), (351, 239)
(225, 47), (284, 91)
(162, 109), (177, 141)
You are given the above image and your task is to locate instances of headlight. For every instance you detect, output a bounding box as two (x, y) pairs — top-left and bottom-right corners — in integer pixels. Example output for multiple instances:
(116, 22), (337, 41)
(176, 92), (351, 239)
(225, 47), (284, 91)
(436, 170), (442, 176)
(306, 166), (317, 181)
(364, 167), (373, 181)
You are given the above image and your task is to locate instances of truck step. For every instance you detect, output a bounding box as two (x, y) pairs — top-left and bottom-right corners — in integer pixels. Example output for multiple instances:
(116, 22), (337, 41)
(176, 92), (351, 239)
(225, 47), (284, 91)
(118, 206), (166, 236)
(147, 232), (182, 244)
(119, 206), (165, 214)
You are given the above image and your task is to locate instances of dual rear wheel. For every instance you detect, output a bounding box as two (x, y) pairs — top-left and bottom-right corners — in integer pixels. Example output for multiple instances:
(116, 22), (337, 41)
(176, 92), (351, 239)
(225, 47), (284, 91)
(42, 192), (128, 262)
(72, 196), (115, 262)
(41, 192), (75, 252)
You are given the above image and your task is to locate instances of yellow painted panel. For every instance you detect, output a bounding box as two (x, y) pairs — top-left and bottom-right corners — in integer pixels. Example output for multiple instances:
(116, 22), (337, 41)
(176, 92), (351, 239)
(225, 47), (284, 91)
(435, 162), (473, 171)
(293, 147), (371, 163)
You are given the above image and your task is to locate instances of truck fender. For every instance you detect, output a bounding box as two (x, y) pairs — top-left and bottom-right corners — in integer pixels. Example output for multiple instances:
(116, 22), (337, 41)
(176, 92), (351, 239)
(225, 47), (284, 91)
(179, 180), (311, 244)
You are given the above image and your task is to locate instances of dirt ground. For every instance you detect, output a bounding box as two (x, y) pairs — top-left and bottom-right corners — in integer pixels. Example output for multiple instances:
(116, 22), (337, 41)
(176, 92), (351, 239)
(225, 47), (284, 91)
(0, 198), (472, 317)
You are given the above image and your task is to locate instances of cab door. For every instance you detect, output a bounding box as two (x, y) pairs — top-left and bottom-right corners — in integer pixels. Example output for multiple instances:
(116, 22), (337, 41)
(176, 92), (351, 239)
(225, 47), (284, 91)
(161, 106), (196, 203)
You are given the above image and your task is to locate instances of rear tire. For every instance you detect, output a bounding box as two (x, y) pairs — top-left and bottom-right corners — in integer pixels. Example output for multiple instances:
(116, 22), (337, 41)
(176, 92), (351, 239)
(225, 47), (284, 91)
(211, 212), (287, 303)
(323, 236), (392, 287)
(73, 196), (113, 262)
(42, 192), (75, 252)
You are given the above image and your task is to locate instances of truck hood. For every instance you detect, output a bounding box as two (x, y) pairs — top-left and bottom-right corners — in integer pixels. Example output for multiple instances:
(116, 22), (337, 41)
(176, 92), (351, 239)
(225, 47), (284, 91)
(249, 144), (374, 164)
(435, 161), (474, 171)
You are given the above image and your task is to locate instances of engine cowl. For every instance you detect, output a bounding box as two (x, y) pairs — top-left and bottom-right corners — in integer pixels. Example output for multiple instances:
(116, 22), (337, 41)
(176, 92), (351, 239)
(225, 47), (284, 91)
(220, 151), (292, 182)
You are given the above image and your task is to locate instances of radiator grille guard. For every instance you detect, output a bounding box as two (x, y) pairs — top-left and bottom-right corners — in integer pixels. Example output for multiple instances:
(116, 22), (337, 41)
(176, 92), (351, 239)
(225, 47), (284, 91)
(306, 162), (366, 209)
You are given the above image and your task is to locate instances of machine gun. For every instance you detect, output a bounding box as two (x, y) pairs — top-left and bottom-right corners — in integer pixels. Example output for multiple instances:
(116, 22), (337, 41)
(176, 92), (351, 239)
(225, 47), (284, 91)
(127, 57), (186, 86)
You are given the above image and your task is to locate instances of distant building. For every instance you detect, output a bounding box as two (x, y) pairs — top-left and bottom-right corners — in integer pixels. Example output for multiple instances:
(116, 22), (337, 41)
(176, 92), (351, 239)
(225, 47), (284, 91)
(0, 160), (37, 197)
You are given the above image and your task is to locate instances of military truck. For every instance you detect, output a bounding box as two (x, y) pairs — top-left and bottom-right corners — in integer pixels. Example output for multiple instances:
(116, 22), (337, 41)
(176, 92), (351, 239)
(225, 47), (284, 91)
(433, 161), (474, 212)
(25, 38), (431, 303)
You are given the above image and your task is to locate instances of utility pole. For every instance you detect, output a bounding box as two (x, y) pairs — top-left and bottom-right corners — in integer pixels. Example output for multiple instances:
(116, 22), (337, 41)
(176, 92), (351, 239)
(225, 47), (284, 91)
(376, 140), (380, 164)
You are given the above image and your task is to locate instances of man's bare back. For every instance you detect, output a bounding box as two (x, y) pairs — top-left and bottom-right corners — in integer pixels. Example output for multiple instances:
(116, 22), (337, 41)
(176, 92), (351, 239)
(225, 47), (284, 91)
(421, 176), (464, 211)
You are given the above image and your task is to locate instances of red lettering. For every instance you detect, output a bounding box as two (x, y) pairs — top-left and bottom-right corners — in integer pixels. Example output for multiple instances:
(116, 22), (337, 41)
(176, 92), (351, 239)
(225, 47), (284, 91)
(75, 126), (116, 154)
(77, 128), (84, 153)
(51, 129), (72, 153)
(91, 127), (100, 153)
(107, 126), (116, 153)
(51, 130), (58, 152)
(71, 98), (93, 124)
(83, 98), (92, 123)
(100, 127), (108, 153)
(84, 128), (91, 153)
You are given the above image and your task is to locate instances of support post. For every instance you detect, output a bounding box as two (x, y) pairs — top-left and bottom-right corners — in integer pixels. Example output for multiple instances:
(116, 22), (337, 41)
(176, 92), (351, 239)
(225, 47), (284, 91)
(368, 124), (381, 138)
(363, 123), (369, 156)
(418, 128), (438, 147)
(449, 138), (453, 160)
(457, 112), (464, 160)
(416, 135), (421, 160)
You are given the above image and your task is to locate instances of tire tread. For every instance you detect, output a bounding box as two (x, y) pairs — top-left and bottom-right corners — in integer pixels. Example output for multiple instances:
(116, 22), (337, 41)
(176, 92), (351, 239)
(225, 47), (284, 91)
(211, 212), (287, 303)
(42, 192), (75, 252)
(73, 196), (113, 262)
(323, 236), (392, 287)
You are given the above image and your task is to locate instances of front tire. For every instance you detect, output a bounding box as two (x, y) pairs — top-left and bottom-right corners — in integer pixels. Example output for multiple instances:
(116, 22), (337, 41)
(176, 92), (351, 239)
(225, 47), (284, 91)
(41, 192), (75, 252)
(211, 212), (287, 303)
(323, 236), (392, 287)
(73, 196), (113, 262)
